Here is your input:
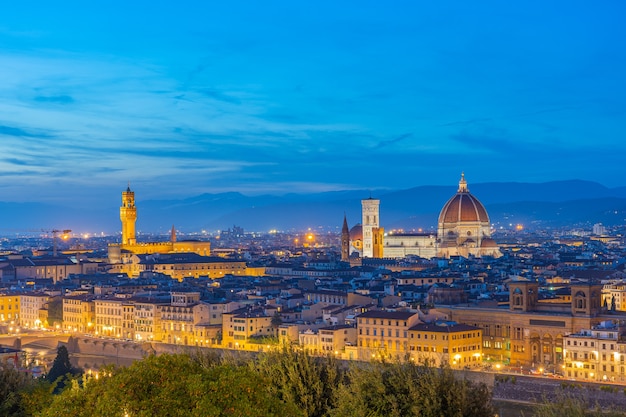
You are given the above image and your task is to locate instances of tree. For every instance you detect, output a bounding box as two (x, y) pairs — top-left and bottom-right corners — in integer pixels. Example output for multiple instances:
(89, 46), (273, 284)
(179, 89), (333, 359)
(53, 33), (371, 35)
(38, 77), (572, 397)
(534, 392), (625, 417)
(39, 353), (302, 417)
(0, 366), (41, 416)
(46, 345), (75, 392)
(254, 348), (340, 417)
(331, 361), (495, 417)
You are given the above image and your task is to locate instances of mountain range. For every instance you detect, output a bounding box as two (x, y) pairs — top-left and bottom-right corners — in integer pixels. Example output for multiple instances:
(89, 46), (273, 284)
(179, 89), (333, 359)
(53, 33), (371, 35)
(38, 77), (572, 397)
(2, 180), (626, 235)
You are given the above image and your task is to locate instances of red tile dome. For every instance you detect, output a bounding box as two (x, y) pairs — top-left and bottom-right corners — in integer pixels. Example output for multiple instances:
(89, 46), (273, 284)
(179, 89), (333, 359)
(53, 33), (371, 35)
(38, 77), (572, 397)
(438, 173), (490, 225)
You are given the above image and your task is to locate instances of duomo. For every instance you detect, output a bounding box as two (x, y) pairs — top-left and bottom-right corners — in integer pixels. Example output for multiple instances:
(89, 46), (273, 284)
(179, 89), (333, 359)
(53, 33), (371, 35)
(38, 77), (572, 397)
(341, 173), (502, 261)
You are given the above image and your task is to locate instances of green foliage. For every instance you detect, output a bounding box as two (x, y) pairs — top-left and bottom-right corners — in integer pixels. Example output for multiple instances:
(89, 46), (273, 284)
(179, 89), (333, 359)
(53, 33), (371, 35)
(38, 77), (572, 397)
(253, 348), (340, 417)
(330, 361), (495, 417)
(18, 380), (54, 417)
(246, 336), (279, 345)
(0, 366), (43, 416)
(37, 354), (301, 417)
(533, 392), (625, 417)
(5, 349), (500, 416)
(46, 345), (75, 392)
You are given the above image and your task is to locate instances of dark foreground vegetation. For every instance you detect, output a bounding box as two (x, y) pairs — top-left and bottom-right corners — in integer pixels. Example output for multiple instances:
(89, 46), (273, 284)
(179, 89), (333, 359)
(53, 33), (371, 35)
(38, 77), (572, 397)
(1, 347), (624, 416)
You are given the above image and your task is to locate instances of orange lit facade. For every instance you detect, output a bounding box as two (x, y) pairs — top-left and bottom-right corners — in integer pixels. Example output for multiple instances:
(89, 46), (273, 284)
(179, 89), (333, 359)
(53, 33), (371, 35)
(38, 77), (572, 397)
(221, 308), (274, 349)
(62, 295), (95, 333)
(408, 322), (482, 368)
(0, 294), (20, 323)
(108, 186), (211, 268)
(563, 323), (626, 382)
(357, 310), (421, 360)
(438, 281), (607, 369)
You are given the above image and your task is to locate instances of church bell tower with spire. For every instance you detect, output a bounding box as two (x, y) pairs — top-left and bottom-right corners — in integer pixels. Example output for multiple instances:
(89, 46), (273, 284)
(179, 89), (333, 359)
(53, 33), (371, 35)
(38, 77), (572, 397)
(341, 214), (350, 262)
(120, 184), (137, 245)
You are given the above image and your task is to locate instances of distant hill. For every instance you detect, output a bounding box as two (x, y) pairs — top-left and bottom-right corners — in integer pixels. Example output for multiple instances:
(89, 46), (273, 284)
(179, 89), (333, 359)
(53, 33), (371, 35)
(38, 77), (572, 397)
(1, 180), (626, 235)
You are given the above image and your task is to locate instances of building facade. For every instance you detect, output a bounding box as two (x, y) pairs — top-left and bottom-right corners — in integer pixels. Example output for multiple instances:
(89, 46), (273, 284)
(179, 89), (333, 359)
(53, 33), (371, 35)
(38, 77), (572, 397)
(361, 198), (383, 258)
(357, 310), (421, 360)
(563, 321), (626, 382)
(408, 322), (483, 368)
(108, 186), (211, 268)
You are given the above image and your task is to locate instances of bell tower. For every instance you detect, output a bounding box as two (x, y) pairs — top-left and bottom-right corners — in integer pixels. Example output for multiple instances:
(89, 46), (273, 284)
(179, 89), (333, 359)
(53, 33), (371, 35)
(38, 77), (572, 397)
(361, 197), (383, 258)
(120, 184), (137, 245)
(509, 279), (538, 312)
(341, 214), (350, 262)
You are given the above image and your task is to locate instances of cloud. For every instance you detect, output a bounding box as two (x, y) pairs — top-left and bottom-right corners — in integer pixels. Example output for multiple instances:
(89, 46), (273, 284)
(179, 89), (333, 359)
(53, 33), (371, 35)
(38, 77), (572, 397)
(1, 157), (30, 166)
(199, 89), (241, 104)
(33, 95), (74, 104)
(0, 124), (51, 138)
(376, 133), (413, 149)
(442, 118), (493, 127)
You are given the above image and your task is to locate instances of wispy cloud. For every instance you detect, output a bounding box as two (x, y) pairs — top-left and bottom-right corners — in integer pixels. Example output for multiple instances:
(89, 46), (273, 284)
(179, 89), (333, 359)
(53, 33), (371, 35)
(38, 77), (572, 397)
(33, 95), (74, 104)
(376, 133), (413, 149)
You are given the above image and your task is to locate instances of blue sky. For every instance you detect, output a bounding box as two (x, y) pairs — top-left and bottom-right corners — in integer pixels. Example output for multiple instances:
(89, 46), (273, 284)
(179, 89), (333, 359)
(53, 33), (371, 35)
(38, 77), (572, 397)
(1, 1), (625, 206)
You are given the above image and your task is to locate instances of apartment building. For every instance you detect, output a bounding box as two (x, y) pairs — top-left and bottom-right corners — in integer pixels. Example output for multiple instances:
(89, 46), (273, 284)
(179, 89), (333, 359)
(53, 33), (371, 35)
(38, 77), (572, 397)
(408, 322), (482, 368)
(357, 310), (421, 360)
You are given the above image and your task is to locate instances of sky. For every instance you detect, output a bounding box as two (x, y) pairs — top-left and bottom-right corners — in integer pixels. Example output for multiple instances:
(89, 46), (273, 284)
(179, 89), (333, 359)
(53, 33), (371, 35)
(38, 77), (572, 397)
(1, 1), (625, 207)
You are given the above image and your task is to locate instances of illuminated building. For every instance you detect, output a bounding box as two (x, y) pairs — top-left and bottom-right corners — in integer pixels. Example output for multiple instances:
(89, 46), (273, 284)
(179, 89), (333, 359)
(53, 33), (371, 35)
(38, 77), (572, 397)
(436, 173), (501, 258)
(298, 325), (357, 356)
(128, 253), (247, 281)
(352, 174), (501, 259)
(408, 322), (482, 368)
(0, 294), (20, 323)
(221, 307), (274, 350)
(108, 185), (211, 274)
(563, 321), (626, 382)
(95, 296), (134, 339)
(320, 324), (357, 354)
(602, 281), (626, 311)
(160, 292), (202, 345)
(19, 293), (49, 328)
(132, 295), (169, 342)
(361, 198), (384, 258)
(62, 295), (95, 333)
(348, 224), (363, 257)
(438, 279), (608, 369)
(357, 310), (421, 360)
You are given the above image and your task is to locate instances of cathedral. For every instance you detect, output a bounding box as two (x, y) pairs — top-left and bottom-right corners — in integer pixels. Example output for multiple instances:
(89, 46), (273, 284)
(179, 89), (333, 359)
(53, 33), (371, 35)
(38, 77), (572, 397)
(346, 174), (501, 259)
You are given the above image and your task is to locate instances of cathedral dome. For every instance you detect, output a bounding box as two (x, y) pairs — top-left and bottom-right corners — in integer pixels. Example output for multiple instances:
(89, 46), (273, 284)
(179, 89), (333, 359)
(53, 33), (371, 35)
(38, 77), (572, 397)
(438, 173), (490, 225)
(349, 224), (363, 241)
(480, 237), (498, 248)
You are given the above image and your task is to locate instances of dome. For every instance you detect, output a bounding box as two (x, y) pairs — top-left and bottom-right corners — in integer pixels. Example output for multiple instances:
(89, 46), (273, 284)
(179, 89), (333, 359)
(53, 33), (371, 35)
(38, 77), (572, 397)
(349, 224), (363, 241)
(438, 173), (490, 225)
(480, 237), (498, 248)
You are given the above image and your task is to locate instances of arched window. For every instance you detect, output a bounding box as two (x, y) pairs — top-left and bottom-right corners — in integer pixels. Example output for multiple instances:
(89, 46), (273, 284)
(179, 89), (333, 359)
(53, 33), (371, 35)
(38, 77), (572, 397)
(574, 291), (587, 310)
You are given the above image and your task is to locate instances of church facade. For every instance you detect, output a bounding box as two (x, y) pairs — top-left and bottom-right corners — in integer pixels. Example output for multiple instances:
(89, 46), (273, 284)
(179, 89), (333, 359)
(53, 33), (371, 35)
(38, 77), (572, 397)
(350, 174), (502, 259)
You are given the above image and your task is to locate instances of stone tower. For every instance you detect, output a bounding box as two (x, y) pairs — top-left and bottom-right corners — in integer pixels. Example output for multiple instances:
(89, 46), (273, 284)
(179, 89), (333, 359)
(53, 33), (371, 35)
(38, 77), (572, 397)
(362, 197), (382, 258)
(571, 283), (603, 317)
(509, 279), (539, 312)
(120, 185), (137, 245)
(341, 214), (350, 262)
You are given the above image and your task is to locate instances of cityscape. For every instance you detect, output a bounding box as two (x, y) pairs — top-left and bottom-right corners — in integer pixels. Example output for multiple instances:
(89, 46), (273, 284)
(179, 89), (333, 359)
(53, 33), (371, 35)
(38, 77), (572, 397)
(3, 177), (626, 414)
(3, 1), (626, 416)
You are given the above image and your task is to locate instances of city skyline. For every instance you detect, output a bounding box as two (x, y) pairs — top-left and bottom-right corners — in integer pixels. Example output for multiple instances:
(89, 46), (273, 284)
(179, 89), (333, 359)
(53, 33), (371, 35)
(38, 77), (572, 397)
(1, 1), (626, 206)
